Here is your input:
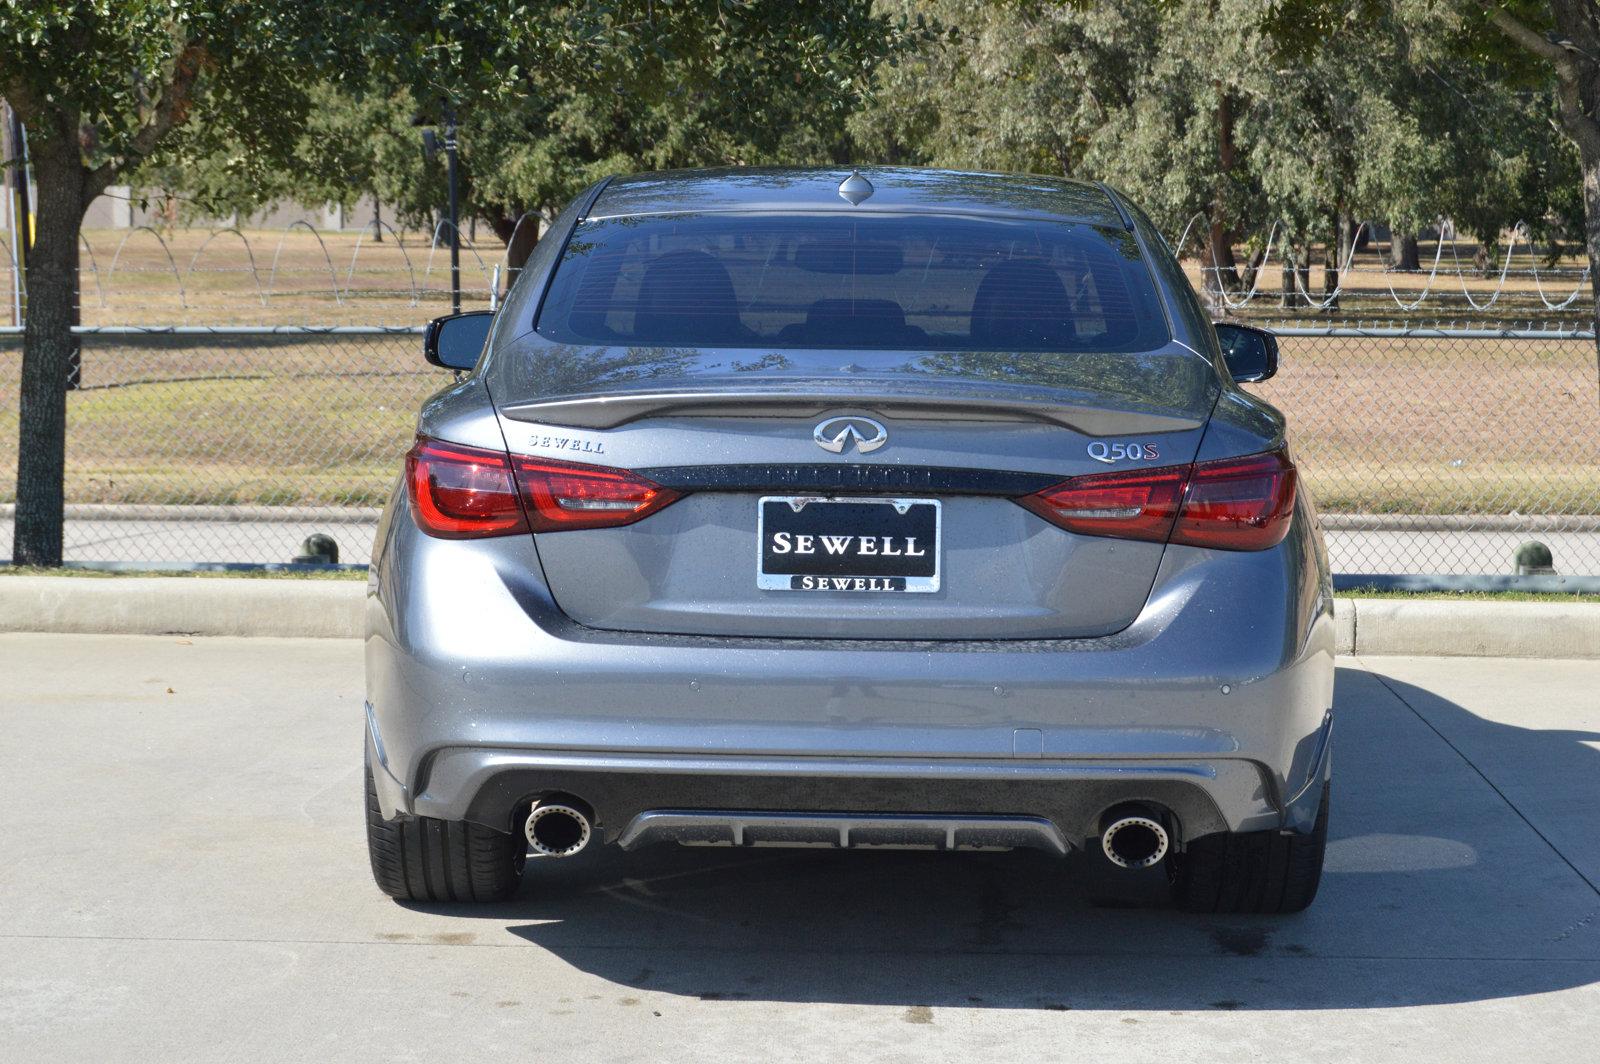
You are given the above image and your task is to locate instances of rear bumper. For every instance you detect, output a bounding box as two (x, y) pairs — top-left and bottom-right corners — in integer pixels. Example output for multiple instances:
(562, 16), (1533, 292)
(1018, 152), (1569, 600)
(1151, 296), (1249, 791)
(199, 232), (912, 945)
(366, 717), (1334, 847)
(366, 490), (1336, 847)
(370, 739), (1289, 838)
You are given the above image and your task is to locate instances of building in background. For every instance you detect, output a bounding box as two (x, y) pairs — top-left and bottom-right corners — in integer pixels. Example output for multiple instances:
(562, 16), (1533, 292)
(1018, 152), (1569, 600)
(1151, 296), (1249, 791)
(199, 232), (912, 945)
(77, 188), (379, 231)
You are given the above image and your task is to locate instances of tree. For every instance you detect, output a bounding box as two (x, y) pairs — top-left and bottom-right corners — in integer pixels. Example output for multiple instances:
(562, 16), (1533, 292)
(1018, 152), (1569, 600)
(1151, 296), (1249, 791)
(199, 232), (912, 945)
(855, 1), (1577, 313)
(445, 0), (909, 282)
(138, 82), (421, 234)
(0, 2), (530, 565)
(1485, 1), (1600, 387)
(144, 3), (914, 284)
(854, 2), (1296, 298)
(850, 0), (1127, 175)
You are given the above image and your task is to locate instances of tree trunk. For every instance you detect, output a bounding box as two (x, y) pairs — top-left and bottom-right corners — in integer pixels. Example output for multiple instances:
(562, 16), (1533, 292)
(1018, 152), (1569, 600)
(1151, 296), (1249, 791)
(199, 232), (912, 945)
(1238, 246), (1267, 294)
(1322, 212), (1346, 312)
(1203, 222), (1240, 308)
(1278, 243), (1312, 311)
(12, 138), (88, 566)
(1204, 89), (1242, 306)
(489, 210), (541, 289)
(1390, 232), (1420, 271)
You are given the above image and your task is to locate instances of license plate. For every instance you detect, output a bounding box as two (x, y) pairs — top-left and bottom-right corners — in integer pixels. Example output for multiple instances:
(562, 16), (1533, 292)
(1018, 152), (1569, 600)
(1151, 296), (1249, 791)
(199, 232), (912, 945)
(757, 496), (941, 593)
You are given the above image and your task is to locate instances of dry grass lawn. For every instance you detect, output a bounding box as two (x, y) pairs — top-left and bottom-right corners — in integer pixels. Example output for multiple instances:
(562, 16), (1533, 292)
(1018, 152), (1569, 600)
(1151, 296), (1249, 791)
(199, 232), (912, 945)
(1, 228), (498, 328)
(0, 228), (1595, 515)
(0, 330), (1595, 514)
(0, 228), (1589, 327)
(1258, 333), (1600, 512)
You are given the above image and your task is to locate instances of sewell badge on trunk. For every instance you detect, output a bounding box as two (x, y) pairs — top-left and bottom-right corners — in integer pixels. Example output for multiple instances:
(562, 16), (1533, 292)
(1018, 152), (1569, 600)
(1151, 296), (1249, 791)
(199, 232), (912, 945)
(757, 497), (941, 592)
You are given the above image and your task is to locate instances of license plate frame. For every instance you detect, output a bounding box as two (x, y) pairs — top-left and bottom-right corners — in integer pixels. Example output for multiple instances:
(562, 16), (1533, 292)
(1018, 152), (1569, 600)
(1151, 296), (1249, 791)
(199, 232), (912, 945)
(756, 495), (942, 593)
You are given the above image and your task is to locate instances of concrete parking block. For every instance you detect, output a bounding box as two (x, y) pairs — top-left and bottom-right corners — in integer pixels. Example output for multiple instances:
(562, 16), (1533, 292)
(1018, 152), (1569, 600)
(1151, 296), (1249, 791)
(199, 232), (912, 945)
(1349, 599), (1600, 658)
(0, 575), (364, 638)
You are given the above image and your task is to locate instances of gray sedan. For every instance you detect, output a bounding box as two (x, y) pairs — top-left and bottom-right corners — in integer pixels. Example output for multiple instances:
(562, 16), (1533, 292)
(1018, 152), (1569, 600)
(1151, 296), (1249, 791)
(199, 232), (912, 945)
(364, 167), (1333, 913)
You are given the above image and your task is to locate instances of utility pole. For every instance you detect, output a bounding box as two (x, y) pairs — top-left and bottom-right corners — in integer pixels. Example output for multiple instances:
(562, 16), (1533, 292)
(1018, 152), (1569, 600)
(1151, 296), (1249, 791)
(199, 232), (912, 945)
(4, 102), (30, 326)
(444, 106), (461, 314)
(417, 105), (463, 314)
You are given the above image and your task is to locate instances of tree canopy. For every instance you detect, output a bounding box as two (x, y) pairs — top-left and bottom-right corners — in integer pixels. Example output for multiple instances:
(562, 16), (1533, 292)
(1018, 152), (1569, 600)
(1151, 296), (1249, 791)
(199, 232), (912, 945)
(110, 1), (1585, 275)
(6, 1), (1600, 566)
(853, 1), (1575, 266)
(139, 2), (923, 258)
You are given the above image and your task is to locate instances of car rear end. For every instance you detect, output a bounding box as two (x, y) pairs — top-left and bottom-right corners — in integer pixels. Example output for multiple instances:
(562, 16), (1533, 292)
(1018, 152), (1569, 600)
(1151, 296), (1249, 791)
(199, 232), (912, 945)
(364, 168), (1334, 912)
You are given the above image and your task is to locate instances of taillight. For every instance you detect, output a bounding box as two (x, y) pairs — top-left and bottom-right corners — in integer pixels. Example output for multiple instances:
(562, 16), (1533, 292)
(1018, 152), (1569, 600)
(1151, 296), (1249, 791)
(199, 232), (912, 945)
(1018, 466), (1187, 543)
(405, 437), (679, 538)
(513, 455), (679, 531)
(407, 438), (527, 538)
(1018, 449), (1296, 551)
(1170, 450), (1296, 550)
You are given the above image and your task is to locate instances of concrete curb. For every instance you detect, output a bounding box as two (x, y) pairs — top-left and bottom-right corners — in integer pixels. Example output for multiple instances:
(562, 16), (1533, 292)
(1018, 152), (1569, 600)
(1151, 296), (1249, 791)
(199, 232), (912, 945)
(0, 576), (365, 639)
(0, 577), (1595, 656)
(1334, 598), (1599, 658)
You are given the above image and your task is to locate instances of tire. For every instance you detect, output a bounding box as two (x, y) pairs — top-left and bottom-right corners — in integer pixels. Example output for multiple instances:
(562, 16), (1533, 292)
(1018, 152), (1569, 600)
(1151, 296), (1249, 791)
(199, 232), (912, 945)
(365, 762), (525, 902)
(1169, 782), (1328, 914)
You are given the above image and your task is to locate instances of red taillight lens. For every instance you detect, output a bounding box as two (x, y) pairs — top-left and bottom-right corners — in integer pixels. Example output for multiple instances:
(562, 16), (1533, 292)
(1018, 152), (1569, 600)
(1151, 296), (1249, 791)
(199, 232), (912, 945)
(406, 438), (680, 538)
(1170, 450), (1296, 551)
(1018, 466), (1188, 542)
(407, 438), (527, 538)
(1019, 449), (1296, 551)
(512, 456), (679, 532)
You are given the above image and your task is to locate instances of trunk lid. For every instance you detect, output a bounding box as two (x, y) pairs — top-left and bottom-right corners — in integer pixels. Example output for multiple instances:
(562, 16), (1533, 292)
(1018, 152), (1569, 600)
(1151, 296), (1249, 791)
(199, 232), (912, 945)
(489, 340), (1218, 640)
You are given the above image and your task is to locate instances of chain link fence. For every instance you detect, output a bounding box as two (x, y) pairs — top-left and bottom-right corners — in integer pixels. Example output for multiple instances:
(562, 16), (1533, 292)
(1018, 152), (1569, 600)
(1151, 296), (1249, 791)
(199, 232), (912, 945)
(2, 324), (1597, 575)
(1256, 325), (1599, 577)
(0, 327), (431, 567)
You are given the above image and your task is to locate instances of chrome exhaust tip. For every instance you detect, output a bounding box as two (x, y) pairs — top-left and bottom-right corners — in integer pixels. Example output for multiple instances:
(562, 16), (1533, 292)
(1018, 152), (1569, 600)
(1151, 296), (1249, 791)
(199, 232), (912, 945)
(525, 799), (593, 858)
(1101, 815), (1170, 869)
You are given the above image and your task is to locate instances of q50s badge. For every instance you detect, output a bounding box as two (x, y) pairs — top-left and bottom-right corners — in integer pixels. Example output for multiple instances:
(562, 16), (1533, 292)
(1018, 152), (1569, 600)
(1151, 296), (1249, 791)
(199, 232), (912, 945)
(1088, 441), (1160, 464)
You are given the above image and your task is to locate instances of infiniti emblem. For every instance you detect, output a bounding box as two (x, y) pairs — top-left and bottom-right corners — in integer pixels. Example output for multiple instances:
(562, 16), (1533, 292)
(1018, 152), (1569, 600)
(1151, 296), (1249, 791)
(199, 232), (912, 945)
(813, 416), (888, 454)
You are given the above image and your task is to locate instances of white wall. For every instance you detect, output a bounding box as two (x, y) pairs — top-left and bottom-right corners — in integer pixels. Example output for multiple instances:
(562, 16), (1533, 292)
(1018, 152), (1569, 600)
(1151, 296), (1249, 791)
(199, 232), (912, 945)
(79, 189), (381, 231)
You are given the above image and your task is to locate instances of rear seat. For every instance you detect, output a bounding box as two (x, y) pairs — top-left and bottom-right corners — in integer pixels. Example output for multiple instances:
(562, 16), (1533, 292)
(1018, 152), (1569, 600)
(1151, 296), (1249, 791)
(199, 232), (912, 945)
(778, 298), (928, 347)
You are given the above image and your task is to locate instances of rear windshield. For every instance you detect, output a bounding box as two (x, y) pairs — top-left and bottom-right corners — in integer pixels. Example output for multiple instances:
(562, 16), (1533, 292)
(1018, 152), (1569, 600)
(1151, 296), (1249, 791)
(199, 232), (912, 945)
(535, 213), (1169, 353)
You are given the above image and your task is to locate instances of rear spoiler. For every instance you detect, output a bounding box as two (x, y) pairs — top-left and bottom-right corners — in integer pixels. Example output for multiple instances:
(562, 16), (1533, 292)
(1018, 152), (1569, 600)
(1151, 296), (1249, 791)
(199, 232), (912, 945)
(498, 386), (1205, 435)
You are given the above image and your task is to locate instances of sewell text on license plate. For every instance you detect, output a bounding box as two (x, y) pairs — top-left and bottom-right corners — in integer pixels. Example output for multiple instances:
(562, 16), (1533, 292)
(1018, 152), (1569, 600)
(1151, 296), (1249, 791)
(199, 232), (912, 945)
(757, 496), (941, 593)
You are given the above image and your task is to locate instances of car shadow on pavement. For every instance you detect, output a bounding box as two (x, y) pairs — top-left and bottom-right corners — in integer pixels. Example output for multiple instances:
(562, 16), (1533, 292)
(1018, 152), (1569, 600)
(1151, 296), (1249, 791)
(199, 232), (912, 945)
(407, 665), (1600, 1011)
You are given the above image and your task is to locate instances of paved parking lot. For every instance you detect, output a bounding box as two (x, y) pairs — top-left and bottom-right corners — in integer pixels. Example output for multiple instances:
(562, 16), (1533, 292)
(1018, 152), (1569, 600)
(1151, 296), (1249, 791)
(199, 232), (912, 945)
(2, 635), (1598, 1062)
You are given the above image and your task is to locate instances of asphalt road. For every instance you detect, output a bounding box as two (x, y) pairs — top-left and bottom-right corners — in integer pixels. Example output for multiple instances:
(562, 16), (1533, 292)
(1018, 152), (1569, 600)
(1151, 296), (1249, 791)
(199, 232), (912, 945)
(3, 517), (1599, 575)
(3, 637), (1599, 1061)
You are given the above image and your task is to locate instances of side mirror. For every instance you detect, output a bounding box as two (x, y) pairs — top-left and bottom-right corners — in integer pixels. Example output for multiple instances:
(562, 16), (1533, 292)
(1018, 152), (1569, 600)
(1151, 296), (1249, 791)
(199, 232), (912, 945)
(1213, 322), (1278, 383)
(424, 311), (494, 370)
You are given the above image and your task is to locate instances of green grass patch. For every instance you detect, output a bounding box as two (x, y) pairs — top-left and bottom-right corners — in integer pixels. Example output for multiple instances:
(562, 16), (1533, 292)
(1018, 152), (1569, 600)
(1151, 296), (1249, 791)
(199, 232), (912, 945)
(1338, 587), (1600, 603)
